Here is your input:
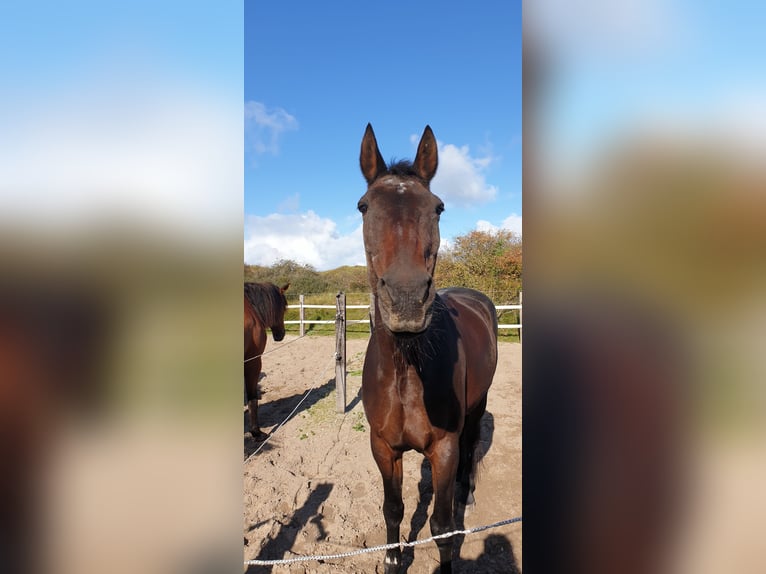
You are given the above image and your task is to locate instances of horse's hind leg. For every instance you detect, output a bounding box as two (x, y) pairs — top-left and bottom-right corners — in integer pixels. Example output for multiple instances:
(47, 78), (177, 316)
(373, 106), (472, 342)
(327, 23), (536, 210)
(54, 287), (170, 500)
(244, 358), (267, 441)
(371, 437), (404, 574)
(456, 394), (487, 509)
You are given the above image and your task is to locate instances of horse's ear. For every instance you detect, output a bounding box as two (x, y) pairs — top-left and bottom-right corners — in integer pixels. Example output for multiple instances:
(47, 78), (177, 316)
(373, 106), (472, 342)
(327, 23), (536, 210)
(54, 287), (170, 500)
(281, 283), (290, 293)
(413, 125), (438, 184)
(360, 123), (387, 184)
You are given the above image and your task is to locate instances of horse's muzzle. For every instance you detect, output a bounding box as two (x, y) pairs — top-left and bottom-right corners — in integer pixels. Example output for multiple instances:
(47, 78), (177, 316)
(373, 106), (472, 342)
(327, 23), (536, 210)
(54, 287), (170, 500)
(377, 274), (435, 333)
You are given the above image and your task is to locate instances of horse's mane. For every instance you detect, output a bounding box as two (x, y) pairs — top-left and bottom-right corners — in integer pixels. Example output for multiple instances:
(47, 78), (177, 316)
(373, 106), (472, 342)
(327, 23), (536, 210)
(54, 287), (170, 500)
(244, 282), (284, 325)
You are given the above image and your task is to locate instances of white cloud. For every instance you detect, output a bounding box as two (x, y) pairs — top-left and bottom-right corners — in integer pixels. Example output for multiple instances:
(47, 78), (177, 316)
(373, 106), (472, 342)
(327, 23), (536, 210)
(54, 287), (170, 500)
(430, 141), (498, 207)
(0, 78), (241, 236)
(476, 213), (523, 236)
(244, 101), (298, 155)
(660, 91), (766, 158)
(528, 0), (680, 58)
(244, 211), (364, 270)
(712, 94), (766, 158)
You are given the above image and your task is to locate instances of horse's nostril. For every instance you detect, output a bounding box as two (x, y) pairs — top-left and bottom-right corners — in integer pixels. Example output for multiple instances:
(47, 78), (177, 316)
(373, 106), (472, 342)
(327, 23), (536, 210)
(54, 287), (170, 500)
(421, 278), (433, 304)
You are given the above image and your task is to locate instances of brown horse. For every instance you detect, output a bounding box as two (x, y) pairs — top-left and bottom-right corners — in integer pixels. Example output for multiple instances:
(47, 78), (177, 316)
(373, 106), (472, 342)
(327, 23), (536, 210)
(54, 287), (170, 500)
(0, 284), (109, 573)
(358, 124), (498, 573)
(244, 282), (289, 440)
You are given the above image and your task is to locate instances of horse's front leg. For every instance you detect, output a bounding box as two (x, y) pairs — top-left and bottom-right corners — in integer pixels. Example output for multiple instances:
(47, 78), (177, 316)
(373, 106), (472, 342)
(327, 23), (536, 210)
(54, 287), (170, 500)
(244, 357), (267, 441)
(428, 437), (460, 574)
(371, 436), (404, 573)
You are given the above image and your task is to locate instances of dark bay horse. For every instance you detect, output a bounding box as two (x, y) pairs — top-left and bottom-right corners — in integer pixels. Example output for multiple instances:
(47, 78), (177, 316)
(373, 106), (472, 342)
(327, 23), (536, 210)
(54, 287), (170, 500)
(0, 284), (109, 573)
(358, 124), (498, 573)
(244, 282), (289, 440)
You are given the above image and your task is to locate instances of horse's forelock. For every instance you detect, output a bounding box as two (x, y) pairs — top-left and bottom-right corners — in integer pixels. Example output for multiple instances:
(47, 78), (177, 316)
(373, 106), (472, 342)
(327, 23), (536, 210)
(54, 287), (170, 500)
(368, 160), (428, 187)
(386, 160), (418, 178)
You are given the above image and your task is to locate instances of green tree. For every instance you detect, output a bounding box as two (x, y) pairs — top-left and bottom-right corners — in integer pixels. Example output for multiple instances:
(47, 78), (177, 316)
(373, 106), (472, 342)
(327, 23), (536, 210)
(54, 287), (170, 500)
(244, 259), (329, 299)
(435, 230), (522, 300)
(322, 265), (369, 293)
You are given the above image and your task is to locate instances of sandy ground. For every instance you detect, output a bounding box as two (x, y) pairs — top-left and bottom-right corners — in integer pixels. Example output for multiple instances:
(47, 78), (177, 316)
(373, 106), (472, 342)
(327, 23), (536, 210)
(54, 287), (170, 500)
(244, 335), (522, 573)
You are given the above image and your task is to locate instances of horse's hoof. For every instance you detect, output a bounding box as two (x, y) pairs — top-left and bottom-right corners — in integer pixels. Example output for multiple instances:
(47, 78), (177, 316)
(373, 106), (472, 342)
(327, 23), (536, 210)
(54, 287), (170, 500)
(383, 551), (401, 573)
(250, 430), (268, 442)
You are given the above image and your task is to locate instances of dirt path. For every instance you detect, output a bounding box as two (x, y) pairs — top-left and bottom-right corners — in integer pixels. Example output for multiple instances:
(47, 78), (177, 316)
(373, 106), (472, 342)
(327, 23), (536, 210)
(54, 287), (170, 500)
(244, 335), (522, 573)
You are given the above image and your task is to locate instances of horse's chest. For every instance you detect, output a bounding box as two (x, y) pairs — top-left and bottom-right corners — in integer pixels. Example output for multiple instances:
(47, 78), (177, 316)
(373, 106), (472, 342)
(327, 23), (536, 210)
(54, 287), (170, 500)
(383, 369), (434, 451)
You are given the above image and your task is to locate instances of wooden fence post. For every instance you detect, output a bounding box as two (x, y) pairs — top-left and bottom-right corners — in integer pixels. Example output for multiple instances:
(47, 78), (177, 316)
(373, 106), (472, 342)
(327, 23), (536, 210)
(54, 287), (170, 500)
(299, 294), (305, 336)
(519, 290), (523, 344)
(335, 292), (346, 413)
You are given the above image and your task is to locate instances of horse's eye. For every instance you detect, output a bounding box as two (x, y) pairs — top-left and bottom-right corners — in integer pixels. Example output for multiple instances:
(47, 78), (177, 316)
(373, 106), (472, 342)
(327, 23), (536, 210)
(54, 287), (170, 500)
(435, 203), (445, 215)
(358, 201), (368, 214)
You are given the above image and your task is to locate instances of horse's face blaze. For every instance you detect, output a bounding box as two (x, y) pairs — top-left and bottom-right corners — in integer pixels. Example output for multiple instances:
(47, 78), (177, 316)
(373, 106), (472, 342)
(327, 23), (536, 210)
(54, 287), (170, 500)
(358, 125), (443, 334)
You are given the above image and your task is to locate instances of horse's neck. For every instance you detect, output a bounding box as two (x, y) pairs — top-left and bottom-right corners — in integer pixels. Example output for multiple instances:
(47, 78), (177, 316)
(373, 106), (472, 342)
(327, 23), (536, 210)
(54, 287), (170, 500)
(370, 302), (426, 372)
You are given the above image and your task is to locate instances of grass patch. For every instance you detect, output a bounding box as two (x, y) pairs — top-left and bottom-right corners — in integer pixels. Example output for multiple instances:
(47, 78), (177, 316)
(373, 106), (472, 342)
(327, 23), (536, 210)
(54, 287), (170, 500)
(498, 331), (521, 343)
(297, 428), (318, 440)
(304, 392), (336, 425)
(351, 412), (366, 432)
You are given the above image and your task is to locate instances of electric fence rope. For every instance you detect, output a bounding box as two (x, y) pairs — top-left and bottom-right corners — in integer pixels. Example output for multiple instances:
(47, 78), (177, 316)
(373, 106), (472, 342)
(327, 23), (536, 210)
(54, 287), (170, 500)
(245, 354), (337, 461)
(245, 333), (309, 363)
(244, 516), (522, 566)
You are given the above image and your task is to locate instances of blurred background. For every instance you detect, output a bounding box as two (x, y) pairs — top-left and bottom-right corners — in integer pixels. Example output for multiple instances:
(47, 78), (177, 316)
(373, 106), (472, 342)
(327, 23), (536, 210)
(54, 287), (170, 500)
(524, 1), (766, 573)
(0, 2), (243, 573)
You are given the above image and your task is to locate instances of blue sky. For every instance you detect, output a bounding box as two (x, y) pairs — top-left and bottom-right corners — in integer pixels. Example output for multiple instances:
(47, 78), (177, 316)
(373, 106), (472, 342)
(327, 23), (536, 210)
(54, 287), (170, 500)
(531, 0), (766, 175)
(244, 1), (523, 270)
(1, 1), (243, 238)
(2, 2), (764, 264)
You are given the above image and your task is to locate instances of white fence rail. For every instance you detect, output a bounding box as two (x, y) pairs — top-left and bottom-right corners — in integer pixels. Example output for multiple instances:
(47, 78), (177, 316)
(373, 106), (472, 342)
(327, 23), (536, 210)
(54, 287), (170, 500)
(286, 292), (522, 337)
(280, 291), (520, 414)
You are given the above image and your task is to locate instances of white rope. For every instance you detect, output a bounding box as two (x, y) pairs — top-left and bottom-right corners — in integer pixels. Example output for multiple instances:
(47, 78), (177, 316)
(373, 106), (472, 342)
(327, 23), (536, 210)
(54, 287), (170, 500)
(244, 515), (522, 566)
(245, 333), (308, 363)
(245, 354), (337, 461)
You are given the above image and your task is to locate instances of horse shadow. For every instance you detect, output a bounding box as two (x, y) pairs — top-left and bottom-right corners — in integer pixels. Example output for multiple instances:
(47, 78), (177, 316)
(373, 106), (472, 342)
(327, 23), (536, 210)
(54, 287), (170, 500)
(401, 411), (497, 573)
(437, 533), (521, 574)
(245, 482), (334, 573)
(243, 377), (336, 458)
